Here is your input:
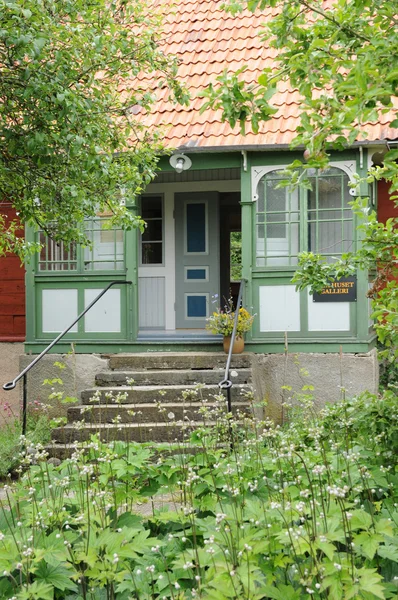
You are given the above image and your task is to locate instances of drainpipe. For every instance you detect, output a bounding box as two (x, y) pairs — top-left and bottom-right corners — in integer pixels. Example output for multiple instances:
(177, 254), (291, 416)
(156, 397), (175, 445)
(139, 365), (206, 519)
(241, 150), (247, 172)
(359, 145), (363, 170)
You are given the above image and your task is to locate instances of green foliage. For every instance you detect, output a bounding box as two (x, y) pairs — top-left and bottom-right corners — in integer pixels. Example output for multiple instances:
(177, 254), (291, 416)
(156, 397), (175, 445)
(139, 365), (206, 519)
(378, 344), (398, 390)
(230, 232), (242, 282)
(207, 0), (398, 360)
(0, 420), (21, 479)
(0, 0), (188, 256)
(209, 0), (397, 190)
(0, 398), (55, 479)
(200, 67), (277, 134)
(1, 390), (398, 598)
(0, 414), (56, 480)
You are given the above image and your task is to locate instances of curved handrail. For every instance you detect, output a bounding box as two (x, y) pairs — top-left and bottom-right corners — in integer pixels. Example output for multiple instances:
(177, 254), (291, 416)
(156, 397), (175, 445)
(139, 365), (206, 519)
(218, 279), (247, 420)
(3, 280), (132, 434)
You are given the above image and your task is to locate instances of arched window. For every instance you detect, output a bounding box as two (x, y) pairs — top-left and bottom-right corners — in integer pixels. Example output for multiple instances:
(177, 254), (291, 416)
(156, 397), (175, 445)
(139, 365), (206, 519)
(256, 170), (300, 267)
(254, 167), (354, 267)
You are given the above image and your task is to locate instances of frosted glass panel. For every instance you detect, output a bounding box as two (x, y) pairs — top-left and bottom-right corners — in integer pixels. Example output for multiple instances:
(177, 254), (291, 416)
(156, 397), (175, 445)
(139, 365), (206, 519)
(42, 289), (78, 333)
(84, 288), (121, 333)
(308, 292), (350, 331)
(259, 285), (300, 332)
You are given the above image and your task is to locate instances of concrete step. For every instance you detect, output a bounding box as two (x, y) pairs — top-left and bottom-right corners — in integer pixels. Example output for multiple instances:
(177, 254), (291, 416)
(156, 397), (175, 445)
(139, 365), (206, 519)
(95, 368), (252, 387)
(51, 422), (229, 443)
(67, 401), (251, 424)
(107, 352), (252, 371)
(81, 384), (250, 405)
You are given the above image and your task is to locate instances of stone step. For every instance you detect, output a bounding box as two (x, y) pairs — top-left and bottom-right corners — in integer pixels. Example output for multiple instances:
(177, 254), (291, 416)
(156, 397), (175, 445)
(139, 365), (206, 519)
(51, 422), (235, 443)
(44, 441), (226, 460)
(95, 368), (251, 387)
(67, 401), (251, 424)
(81, 384), (250, 405)
(107, 352), (252, 371)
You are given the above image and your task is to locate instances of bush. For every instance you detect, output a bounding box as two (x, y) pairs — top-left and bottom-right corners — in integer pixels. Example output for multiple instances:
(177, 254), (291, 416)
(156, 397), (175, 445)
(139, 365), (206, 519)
(0, 420), (21, 480)
(0, 401), (55, 480)
(0, 391), (397, 599)
(378, 342), (398, 391)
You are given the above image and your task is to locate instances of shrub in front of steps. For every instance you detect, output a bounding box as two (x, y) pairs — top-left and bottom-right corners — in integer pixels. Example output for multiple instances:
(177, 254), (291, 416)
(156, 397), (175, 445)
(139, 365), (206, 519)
(0, 391), (397, 599)
(0, 402), (57, 480)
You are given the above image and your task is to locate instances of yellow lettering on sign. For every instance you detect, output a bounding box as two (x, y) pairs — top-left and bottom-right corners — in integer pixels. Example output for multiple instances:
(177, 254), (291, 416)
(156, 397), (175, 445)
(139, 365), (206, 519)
(321, 287), (349, 294)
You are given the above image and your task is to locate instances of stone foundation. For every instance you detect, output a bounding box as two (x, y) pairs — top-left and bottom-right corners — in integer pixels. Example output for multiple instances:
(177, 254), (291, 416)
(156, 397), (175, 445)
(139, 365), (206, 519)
(16, 349), (379, 423)
(0, 342), (24, 422)
(251, 349), (379, 424)
(19, 353), (108, 419)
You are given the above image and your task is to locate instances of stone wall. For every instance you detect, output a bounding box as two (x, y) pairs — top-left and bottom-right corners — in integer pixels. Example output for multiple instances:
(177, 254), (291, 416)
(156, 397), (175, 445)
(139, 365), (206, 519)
(19, 353), (108, 419)
(251, 349), (379, 424)
(0, 342), (24, 421)
(14, 349), (380, 423)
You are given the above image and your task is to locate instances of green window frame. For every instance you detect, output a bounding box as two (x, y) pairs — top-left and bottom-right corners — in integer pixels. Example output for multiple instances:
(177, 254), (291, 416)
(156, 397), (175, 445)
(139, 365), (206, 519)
(37, 217), (125, 273)
(254, 166), (354, 268)
(255, 171), (300, 267)
(307, 168), (354, 260)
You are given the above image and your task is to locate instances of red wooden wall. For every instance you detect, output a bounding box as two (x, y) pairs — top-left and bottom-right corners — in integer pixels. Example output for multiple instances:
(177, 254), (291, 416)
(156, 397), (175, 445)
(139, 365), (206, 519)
(0, 204), (25, 341)
(377, 179), (398, 224)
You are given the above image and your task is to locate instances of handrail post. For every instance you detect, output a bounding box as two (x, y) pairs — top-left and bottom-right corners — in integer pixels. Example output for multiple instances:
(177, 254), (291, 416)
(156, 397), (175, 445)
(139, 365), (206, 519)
(218, 278), (247, 448)
(22, 374), (27, 437)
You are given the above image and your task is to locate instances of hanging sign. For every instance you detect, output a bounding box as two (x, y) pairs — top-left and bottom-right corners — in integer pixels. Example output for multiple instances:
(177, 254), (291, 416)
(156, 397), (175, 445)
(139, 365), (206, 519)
(313, 276), (357, 303)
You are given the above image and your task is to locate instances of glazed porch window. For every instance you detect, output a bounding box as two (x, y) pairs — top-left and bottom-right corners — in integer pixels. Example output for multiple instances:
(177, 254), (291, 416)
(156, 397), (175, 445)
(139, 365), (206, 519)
(83, 218), (124, 271)
(307, 167), (354, 261)
(37, 216), (125, 272)
(38, 235), (78, 271)
(255, 167), (354, 267)
(255, 171), (300, 267)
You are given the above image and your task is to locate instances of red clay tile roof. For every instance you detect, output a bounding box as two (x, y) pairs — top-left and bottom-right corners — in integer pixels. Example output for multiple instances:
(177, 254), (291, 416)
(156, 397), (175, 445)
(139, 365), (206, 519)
(123, 0), (398, 150)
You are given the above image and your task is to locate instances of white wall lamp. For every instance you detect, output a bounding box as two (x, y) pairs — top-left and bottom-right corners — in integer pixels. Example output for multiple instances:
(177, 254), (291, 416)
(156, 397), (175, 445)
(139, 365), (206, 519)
(169, 153), (192, 174)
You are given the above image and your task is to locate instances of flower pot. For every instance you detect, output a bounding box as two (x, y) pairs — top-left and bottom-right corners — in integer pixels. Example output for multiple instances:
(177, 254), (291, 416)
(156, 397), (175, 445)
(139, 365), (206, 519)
(223, 336), (244, 354)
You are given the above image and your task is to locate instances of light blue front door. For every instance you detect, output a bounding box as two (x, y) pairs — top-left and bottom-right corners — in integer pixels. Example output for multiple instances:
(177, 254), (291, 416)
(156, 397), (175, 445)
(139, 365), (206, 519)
(175, 192), (220, 329)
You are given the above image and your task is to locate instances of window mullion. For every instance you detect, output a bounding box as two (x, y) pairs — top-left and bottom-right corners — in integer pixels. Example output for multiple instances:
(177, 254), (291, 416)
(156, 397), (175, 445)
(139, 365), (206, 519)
(316, 174), (319, 254)
(301, 184), (307, 255)
(341, 172), (345, 253)
(287, 188), (292, 261)
(263, 180), (268, 265)
(77, 240), (83, 273)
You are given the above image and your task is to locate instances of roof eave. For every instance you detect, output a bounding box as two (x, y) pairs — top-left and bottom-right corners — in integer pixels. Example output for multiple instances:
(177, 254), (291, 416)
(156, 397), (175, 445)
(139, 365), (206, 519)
(173, 139), (396, 154)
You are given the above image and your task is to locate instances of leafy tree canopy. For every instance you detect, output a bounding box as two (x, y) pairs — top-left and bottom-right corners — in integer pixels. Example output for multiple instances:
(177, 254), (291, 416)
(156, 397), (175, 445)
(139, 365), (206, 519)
(203, 0), (397, 187)
(0, 0), (187, 257)
(203, 0), (398, 354)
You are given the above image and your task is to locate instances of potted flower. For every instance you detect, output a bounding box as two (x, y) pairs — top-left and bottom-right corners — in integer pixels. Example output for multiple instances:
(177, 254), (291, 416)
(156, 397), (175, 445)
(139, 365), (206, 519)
(206, 300), (255, 354)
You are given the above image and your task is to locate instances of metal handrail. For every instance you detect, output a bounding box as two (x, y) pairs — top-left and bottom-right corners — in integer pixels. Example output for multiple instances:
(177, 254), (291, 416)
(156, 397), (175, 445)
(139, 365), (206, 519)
(3, 280), (132, 435)
(218, 279), (246, 422)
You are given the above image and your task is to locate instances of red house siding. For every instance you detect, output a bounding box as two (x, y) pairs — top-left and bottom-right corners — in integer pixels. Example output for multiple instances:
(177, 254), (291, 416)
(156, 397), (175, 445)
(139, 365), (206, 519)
(377, 179), (398, 224)
(0, 204), (25, 341)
